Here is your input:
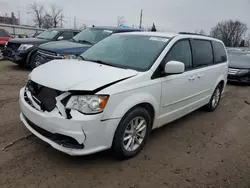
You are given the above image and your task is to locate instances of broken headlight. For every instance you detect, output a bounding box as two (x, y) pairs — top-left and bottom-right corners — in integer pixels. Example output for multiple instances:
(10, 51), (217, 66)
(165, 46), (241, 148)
(66, 95), (109, 114)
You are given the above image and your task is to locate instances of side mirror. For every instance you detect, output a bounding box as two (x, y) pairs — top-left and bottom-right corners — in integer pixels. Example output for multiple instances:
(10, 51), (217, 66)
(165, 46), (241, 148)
(58, 36), (64, 40)
(164, 60), (185, 74)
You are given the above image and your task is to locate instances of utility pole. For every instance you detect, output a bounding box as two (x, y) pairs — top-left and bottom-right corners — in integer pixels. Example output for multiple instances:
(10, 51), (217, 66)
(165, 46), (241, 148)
(60, 14), (63, 28)
(139, 9), (143, 29)
(74, 16), (76, 29)
(18, 11), (20, 25)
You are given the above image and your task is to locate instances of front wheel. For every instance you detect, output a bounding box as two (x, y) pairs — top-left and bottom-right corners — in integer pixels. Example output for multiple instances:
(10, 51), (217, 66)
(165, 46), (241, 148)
(0, 46), (3, 60)
(29, 52), (39, 70)
(112, 107), (152, 160)
(206, 84), (222, 112)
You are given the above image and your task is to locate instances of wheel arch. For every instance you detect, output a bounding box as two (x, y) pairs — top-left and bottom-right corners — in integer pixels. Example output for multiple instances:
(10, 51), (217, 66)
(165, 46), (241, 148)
(26, 48), (38, 65)
(102, 92), (160, 126)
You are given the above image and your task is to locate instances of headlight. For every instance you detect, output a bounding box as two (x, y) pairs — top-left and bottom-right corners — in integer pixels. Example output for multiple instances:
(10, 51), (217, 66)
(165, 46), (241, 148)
(18, 44), (33, 51)
(237, 69), (249, 75)
(63, 55), (77, 59)
(4, 41), (8, 47)
(66, 95), (109, 114)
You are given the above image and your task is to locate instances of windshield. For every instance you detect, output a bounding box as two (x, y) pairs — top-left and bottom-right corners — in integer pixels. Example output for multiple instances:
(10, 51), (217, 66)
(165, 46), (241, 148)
(72, 28), (113, 44)
(81, 35), (170, 71)
(228, 52), (250, 64)
(36, 29), (59, 40)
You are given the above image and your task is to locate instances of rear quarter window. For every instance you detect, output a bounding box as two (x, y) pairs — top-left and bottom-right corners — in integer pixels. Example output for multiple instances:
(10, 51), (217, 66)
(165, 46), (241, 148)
(192, 39), (213, 68)
(212, 41), (227, 63)
(0, 30), (9, 37)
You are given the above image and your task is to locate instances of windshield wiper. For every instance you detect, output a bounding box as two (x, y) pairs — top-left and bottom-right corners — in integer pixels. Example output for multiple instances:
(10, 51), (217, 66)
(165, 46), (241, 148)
(78, 56), (85, 60)
(77, 40), (92, 45)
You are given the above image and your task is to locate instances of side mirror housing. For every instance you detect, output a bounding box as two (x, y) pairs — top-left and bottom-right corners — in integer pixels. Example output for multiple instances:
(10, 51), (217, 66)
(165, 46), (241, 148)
(58, 36), (64, 40)
(164, 61), (185, 74)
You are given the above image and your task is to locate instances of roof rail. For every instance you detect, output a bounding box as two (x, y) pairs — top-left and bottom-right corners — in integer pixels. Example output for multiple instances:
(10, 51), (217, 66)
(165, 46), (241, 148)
(178, 32), (207, 36)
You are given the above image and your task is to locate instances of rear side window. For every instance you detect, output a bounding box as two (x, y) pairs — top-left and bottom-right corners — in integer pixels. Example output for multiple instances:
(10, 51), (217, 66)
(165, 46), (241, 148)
(73, 32), (79, 36)
(60, 32), (74, 40)
(212, 41), (227, 63)
(192, 40), (213, 68)
(0, 30), (9, 37)
(165, 40), (192, 70)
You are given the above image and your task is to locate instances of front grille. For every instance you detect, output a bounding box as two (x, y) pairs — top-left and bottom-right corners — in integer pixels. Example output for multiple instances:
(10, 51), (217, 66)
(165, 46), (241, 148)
(6, 42), (21, 52)
(228, 68), (239, 75)
(36, 50), (63, 64)
(26, 80), (62, 112)
(24, 116), (84, 149)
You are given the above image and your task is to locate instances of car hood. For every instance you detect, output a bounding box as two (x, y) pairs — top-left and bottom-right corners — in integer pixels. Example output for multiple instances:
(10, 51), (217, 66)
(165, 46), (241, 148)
(9, 38), (49, 44)
(39, 41), (92, 55)
(229, 54), (250, 69)
(29, 59), (138, 91)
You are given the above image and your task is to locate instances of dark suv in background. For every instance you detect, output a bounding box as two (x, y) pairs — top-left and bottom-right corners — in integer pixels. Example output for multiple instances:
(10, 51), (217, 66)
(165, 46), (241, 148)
(32, 26), (141, 69)
(3, 28), (80, 67)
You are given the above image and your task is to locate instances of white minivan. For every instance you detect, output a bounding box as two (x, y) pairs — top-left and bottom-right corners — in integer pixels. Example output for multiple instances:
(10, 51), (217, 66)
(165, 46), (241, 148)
(19, 32), (228, 159)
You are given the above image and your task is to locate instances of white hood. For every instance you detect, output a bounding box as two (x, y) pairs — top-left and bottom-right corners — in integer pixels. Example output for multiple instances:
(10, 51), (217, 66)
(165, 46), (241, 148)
(29, 59), (138, 91)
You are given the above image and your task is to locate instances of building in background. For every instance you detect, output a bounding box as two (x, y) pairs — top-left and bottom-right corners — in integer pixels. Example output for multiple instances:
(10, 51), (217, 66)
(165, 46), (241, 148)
(0, 12), (19, 25)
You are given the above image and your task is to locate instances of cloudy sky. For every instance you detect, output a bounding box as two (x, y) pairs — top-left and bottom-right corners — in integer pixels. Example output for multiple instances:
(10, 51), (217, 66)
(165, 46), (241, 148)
(0, 0), (249, 33)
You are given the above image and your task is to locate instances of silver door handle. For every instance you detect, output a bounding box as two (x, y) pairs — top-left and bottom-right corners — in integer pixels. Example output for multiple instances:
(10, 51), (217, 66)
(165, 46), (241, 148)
(197, 73), (204, 78)
(188, 76), (196, 81)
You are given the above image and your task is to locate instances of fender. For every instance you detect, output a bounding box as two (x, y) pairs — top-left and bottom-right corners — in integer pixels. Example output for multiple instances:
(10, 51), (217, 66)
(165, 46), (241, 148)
(26, 47), (38, 65)
(213, 74), (226, 93)
(102, 92), (160, 125)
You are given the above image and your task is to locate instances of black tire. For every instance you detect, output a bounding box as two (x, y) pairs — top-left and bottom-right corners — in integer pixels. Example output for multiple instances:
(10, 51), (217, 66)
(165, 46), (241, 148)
(205, 84), (223, 112)
(0, 46), (3, 60)
(29, 52), (38, 70)
(112, 107), (152, 160)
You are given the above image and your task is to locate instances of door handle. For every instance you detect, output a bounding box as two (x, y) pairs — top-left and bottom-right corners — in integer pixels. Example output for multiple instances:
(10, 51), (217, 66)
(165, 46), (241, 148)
(197, 73), (204, 78)
(188, 75), (196, 81)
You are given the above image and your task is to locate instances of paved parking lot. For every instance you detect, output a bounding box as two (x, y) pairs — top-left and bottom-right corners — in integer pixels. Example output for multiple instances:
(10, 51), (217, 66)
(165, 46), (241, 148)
(0, 60), (250, 188)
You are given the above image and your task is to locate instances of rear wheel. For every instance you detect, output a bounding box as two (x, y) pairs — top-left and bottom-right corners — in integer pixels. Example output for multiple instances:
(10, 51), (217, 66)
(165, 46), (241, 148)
(112, 107), (152, 160)
(206, 84), (223, 112)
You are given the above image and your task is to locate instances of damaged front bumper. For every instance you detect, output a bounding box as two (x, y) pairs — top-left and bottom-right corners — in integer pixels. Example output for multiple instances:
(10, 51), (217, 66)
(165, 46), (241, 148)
(19, 87), (120, 156)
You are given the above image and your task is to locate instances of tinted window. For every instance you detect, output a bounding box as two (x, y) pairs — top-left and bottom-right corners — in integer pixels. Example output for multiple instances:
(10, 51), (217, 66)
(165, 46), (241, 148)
(0, 30), (9, 37)
(81, 35), (170, 71)
(192, 40), (213, 68)
(60, 32), (73, 40)
(212, 41), (227, 63)
(165, 40), (192, 70)
(36, 30), (59, 40)
(73, 28), (113, 44)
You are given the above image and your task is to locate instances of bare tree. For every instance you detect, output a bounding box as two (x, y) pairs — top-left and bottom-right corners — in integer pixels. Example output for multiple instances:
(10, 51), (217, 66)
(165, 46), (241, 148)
(42, 14), (53, 29)
(117, 16), (125, 27)
(47, 4), (64, 28)
(210, 20), (247, 47)
(27, 2), (45, 28)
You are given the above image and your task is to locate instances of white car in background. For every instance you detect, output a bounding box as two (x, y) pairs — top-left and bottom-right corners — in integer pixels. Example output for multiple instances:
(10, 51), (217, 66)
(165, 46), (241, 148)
(19, 32), (228, 159)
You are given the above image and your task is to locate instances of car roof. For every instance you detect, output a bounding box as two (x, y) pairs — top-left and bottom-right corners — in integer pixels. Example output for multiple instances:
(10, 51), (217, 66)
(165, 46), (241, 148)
(114, 31), (178, 38)
(47, 28), (81, 32)
(90, 26), (141, 32)
(114, 31), (223, 42)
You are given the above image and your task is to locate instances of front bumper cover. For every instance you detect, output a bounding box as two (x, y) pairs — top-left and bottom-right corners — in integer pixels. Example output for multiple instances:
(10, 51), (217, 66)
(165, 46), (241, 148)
(19, 87), (121, 156)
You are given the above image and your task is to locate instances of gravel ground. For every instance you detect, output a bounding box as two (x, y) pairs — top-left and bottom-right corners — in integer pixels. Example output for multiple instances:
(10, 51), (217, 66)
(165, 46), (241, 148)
(0, 60), (250, 188)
